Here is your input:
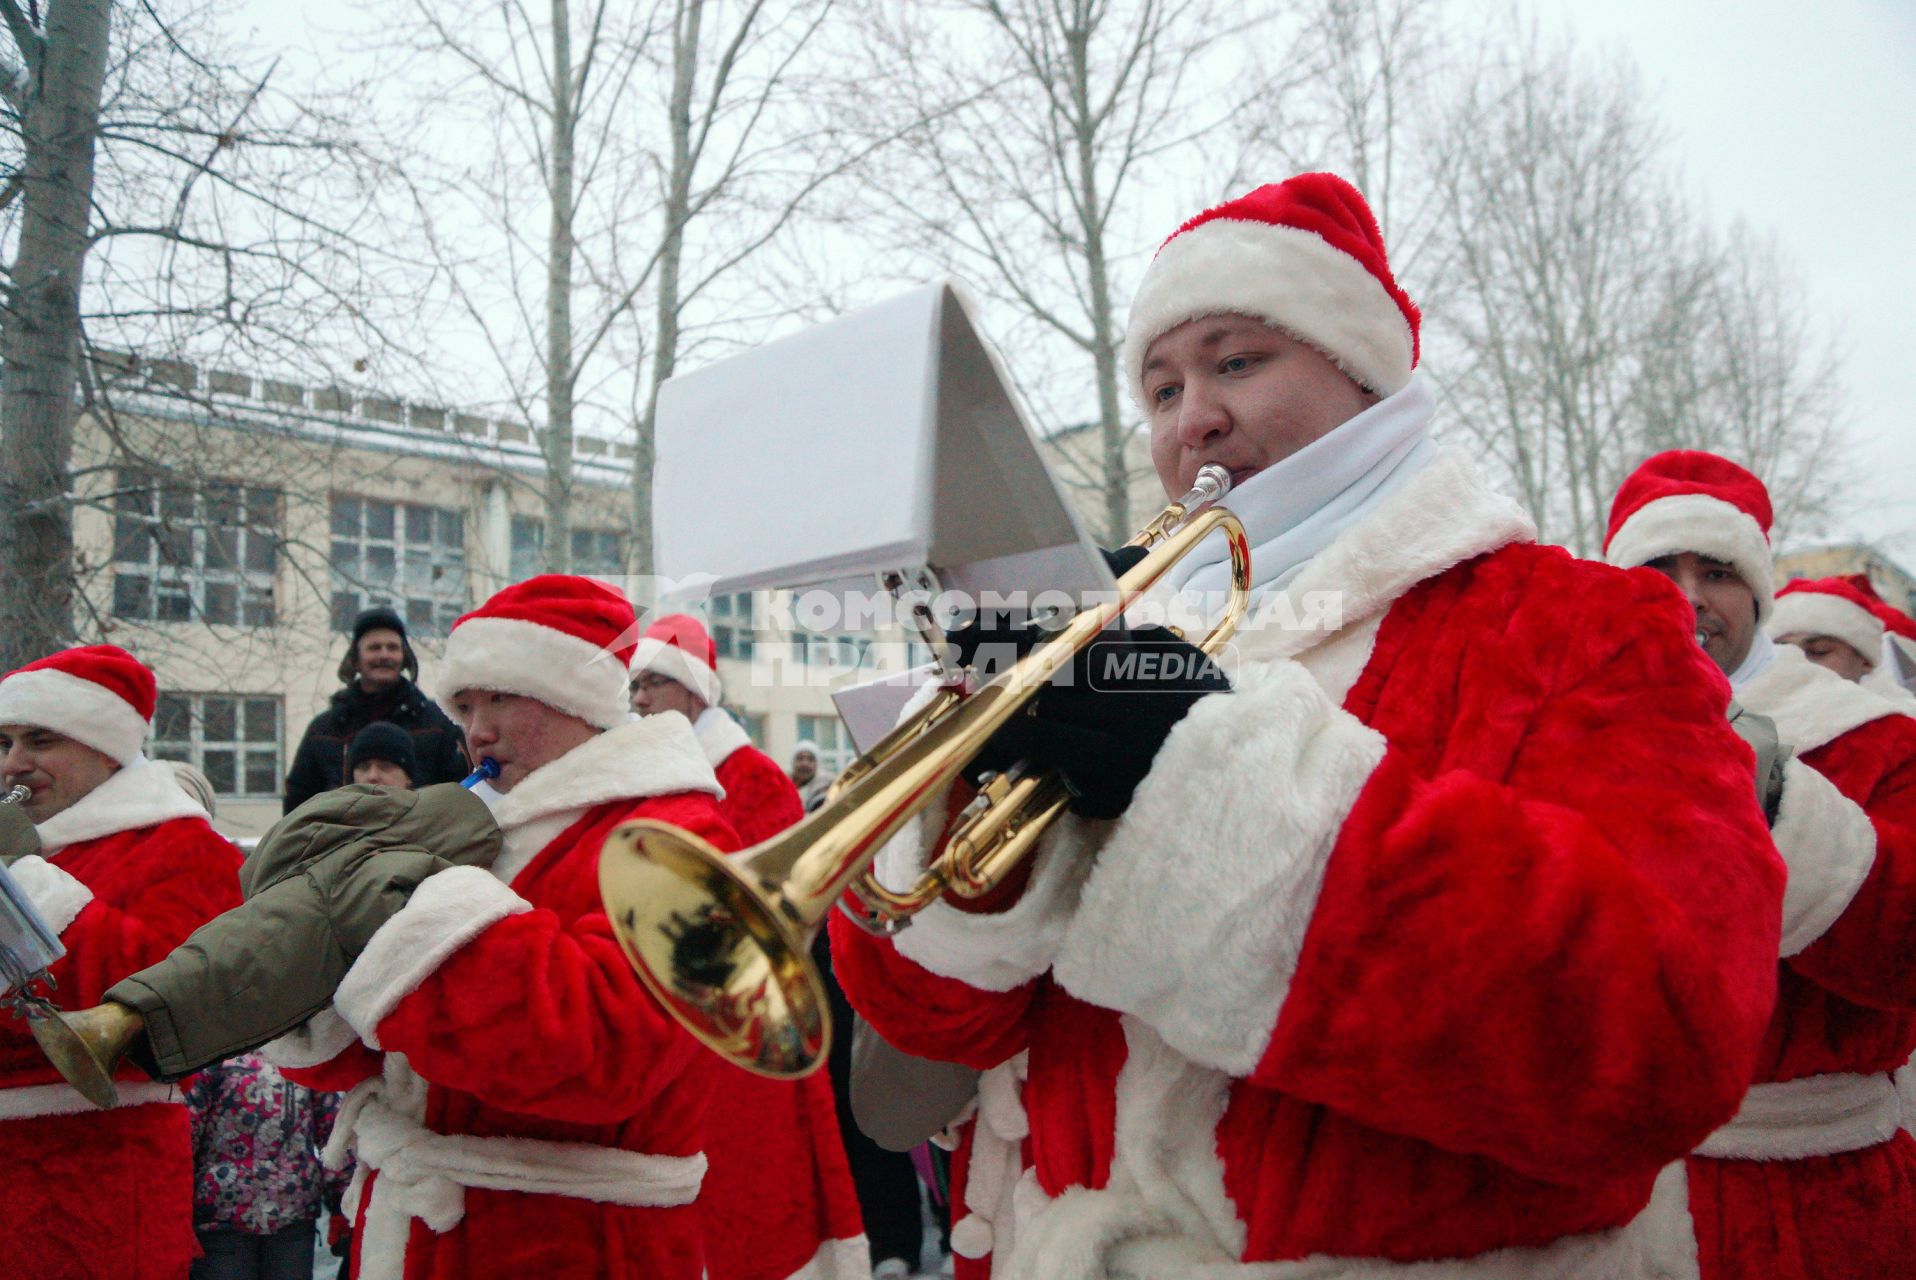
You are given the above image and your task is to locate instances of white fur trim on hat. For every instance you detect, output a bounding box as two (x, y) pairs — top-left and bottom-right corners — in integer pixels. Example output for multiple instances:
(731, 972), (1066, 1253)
(0, 668), (150, 765)
(1124, 218), (1416, 401)
(628, 636), (722, 706)
(1769, 593), (1884, 664)
(1604, 493), (1775, 623)
(436, 616), (631, 730)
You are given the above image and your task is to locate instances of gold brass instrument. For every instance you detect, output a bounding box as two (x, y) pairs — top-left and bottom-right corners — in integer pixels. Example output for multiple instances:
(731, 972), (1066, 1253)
(600, 464), (1251, 1078)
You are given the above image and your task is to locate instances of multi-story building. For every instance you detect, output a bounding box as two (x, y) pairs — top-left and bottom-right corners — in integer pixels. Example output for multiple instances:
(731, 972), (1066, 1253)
(71, 356), (908, 839)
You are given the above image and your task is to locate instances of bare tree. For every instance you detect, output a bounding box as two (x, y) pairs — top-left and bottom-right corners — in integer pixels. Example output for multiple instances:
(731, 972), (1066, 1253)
(845, 0), (1249, 544)
(0, 0), (392, 668)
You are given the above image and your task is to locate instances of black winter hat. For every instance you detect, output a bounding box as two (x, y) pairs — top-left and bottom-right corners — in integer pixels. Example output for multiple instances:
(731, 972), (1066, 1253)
(346, 721), (418, 783)
(339, 606), (420, 684)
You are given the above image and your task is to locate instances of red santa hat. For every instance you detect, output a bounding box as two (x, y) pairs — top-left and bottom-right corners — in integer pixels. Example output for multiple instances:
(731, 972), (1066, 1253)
(0, 644), (156, 766)
(437, 574), (638, 729)
(1123, 172), (1421, 401)
(627, 613), (723, 707)
(1770, 577), (1886, 662)
(1603, 451), (1776, 623)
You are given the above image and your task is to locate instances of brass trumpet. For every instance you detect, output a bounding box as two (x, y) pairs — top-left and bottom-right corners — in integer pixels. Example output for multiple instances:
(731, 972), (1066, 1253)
(600, 465), (1251, 1078)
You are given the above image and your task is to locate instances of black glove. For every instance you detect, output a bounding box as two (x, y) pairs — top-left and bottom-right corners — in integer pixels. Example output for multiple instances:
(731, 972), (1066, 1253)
(948, 545), (1229, 819)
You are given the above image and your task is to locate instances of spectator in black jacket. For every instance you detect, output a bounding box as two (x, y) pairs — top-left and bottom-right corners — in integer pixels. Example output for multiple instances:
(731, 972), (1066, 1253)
(282, 607), (467, 812)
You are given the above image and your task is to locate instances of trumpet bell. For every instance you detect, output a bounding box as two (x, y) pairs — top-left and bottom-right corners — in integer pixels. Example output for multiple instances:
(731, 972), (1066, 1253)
(29, 1002), (142, 1109)
(600, 819), (828, 1079)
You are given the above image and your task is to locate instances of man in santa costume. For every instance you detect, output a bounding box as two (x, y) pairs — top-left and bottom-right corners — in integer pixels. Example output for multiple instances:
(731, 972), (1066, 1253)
(629, 612), (871, 1280)
(1771, 572), (1916, 701)
(265, 575), (739, 1280)
(828, 173), (1786, 1278)
(1605, 451), (1916, 1279)
(0, 644), (242, 1280)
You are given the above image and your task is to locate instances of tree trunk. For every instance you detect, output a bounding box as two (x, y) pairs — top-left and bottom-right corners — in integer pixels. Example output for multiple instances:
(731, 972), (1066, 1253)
(630, 0), (700, 584)
(1066, 17), (1129, 545)
(0, 0), (113, 669)
(544, 0), (576, 572)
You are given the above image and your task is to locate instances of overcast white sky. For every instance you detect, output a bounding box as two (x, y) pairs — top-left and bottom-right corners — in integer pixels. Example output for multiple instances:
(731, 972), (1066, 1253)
(231, 0), (1916, 556)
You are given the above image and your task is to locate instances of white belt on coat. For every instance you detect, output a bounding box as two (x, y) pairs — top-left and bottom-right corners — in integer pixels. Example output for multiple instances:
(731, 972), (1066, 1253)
(331, 1068), (707, 1280)
(0, 1079), (178, 1120)
(1694, 1071), (1904, 1161)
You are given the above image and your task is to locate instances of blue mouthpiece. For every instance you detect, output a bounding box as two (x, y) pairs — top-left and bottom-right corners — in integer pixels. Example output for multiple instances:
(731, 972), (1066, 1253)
(461, 758), (501, 789)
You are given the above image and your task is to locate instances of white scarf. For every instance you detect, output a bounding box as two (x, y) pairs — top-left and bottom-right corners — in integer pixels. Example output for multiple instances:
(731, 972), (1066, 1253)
(1729, 630), (1779, 691)
(1164, 374), (1439, 605)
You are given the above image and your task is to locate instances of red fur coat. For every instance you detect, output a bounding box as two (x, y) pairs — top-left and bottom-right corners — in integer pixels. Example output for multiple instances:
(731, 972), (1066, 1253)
(832, 451), (1785, 1279)
(274, 716), (736, 1280)
(0, 760), (241, 1280)
(1678, 646), (1916, 1280)
(694, 709), (869, 1280)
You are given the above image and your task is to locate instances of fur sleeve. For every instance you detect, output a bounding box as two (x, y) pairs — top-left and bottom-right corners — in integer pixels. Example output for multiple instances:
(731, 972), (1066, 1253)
(1228, 564), (1782, 1185)
(1790, 713), (1916, 1008)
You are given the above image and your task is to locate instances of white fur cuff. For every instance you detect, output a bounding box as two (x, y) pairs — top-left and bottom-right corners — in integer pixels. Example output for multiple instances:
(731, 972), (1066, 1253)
(1053, 660), (1386, 1076)
(1772, 759), (1875, 957)
(260, 1004), (361, 1070)
(888, 816), (1097, 992)
(334, 866), (532, 1047)
(6, 854), (93, 937)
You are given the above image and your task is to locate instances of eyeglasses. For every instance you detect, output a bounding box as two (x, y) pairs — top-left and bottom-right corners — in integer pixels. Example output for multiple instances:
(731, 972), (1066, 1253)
(630, 674), (679, 694)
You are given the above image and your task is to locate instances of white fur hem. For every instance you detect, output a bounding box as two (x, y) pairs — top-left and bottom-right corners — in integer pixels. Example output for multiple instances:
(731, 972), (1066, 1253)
(0, 668), (150, 766)
(1053, 660), (1386, 1076)
(437, 615), (631, 729)
(487, 715), (720, 832)
(0, 1079), (180, 1120)
(32, 758), (209, 853)
(1604, 494), (1774, 622)
(1771, 758), (1876, 956)
(260, 1004), (361, 1070)
(1693, 1072), (1902, 1161)
(1124, 218), (1415, 400)
(4, 854), (93, 936)
(998, 1154), (1702, 1280)
(1770, 592), (1884, 663)
(783, 1234), (871, 1280)
(631, 635), (723, 706)
(334, 867), (532, 1047)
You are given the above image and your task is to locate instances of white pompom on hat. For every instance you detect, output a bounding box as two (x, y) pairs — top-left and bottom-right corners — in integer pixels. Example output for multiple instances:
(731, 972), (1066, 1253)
(0, 644), (157, 766)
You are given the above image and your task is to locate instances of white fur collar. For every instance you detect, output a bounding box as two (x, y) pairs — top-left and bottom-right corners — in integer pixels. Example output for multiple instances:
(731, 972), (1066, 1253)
(1736, 643), (1906, 754)
(1230, 447), (1535, 665)
(693, 707), (752, 769)
(486, 715), (721, 833)
(37, 758), (210, 855)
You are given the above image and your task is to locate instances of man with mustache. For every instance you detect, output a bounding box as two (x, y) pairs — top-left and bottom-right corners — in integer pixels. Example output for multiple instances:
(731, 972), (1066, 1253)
(829, 174), (1785, 1278)
(1604, 450), (1916, 1280)
(284, 606), (468, 812)
(0, 644), (242, 1280)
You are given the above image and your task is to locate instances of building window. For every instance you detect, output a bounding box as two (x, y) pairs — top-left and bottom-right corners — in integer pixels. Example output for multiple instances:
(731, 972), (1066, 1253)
(330, 495), (466, 636)
(796, 713), (855, 773)
(508, 517), (623, 580)
(151, 692), (282, 798)
(709, 592), (753, 660)
(111, 471), (278, 627)
(728, 708), (768, 746)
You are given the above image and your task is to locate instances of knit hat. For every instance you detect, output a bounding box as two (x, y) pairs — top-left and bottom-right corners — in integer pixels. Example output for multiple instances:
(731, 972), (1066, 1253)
(1770, 577), (1886, 662)
(0, 644), (156, 766)
(1124, 172), (1421, 401)
(1603, 451), (1776, 623)
(337, 605), (419, 685)
(792, 739), (820, 760)
(347, 721), (419, 782)
(628, 613), (722, 706)
(436, 574), (639, 729)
